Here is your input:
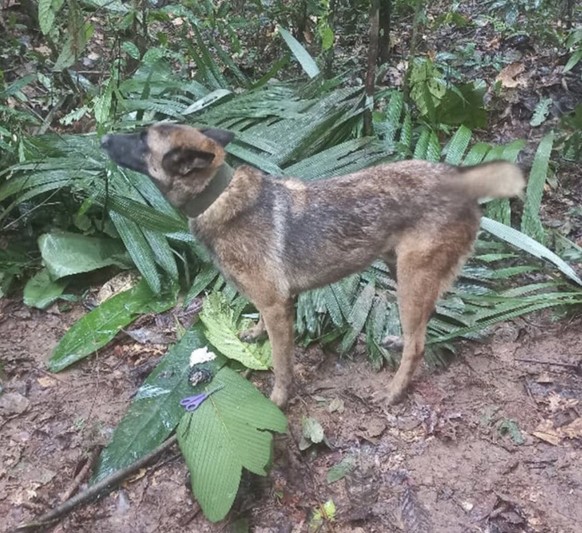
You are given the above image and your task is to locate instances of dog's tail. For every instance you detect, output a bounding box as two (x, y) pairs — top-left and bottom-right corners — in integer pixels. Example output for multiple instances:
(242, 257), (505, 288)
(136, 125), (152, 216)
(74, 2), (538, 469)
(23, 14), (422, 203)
(452, 161), (525, 199)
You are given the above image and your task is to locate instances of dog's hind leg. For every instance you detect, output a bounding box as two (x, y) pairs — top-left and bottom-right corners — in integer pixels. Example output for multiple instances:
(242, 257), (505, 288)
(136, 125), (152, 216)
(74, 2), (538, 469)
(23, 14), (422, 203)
(383, 233), (472, 405)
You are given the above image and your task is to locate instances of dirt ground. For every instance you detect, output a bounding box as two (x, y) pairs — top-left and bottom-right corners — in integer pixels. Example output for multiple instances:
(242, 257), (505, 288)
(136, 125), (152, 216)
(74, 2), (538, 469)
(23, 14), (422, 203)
(1, 298), (581, 533)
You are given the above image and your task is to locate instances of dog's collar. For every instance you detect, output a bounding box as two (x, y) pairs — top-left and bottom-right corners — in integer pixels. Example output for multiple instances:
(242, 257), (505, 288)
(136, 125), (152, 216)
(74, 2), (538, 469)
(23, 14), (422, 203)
(182, 164), (234, 218)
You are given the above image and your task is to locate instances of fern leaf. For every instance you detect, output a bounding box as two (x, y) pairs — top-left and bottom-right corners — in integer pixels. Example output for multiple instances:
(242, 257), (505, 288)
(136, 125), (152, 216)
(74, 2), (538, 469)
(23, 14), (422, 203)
(521, 132), (554, 243)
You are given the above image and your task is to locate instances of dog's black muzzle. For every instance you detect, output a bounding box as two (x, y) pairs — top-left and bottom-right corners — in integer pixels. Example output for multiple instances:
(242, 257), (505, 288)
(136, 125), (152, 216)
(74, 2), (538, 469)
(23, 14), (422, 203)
(101, 132), (149, 175)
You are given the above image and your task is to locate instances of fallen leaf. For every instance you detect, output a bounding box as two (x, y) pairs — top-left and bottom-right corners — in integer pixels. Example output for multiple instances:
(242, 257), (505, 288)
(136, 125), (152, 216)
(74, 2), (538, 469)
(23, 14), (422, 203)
(532, 419), (561, 445)
(496, 62), (526, 88)
(37, 376), (57, 388)
(327, 455), (356, 484)
(535, 372), (553, 384)
(562, 417), (582, 439)
(365, 417), (387, 438)
(328, 398), (345, 414)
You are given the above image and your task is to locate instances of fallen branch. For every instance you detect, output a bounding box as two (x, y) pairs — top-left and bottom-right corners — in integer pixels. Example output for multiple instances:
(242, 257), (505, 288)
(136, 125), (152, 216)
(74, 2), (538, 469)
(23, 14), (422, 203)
(13, 435), (178, 532)
(59, 447), (102, 503)
(516, 357), (582, 374)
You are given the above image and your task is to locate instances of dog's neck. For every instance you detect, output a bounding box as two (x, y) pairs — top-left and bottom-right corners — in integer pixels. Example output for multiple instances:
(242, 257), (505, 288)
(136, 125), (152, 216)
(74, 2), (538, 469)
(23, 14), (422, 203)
(182, 164), (234, 219)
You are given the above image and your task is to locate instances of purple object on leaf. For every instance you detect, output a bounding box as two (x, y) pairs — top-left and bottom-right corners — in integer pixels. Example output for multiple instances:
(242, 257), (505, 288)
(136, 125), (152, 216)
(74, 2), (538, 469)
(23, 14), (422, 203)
(180, 385), (224, 412)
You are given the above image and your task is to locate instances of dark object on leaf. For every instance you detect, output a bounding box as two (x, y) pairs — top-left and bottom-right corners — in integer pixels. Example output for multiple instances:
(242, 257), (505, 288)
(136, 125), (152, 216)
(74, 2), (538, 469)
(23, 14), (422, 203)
(188, 366), (213, 387)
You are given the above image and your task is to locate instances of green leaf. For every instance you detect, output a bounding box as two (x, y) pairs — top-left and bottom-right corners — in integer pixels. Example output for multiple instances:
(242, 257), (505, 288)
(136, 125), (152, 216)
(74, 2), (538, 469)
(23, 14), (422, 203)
(122, 41), (141, 60)
(94, 78), (114, 124)
(23, 268), (67, 309)
(530, 98), (553, 127)
(303, 416), (325, 444)
(92, 325), (219, 482)
(320, 25), (334, 51)
(177, 366), (287, 522)
(521, 132), (554, 243)
(110, 211), (162, 294)
(185, 263), (219, 304)
(436, 82), (487, 128)
(327, 454), (356, 483)
(382, 91), (404, 147)
(278, 27), (320, 79)
(53, 22), (94, 72)
(199, 292), (272, 370)
(487, 219), (582, 285)
(445, 125), (472, 164)
(38, 0), (56, 35)
(48, 279), (177, 372)
(564, 49), (582, 73)
(38, 232), (127, 280)
(498, 419), (525, 445)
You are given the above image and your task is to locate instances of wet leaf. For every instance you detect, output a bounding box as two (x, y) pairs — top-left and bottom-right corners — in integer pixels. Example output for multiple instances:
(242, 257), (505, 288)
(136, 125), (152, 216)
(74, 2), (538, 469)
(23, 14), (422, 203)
(498, 419), (525, 445)
(49, 279), (178, 372)
(92, 325), (218, 483)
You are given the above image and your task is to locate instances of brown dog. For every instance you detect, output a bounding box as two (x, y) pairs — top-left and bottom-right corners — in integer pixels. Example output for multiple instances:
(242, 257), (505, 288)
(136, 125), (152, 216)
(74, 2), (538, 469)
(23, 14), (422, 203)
(101, 124), (525, 407)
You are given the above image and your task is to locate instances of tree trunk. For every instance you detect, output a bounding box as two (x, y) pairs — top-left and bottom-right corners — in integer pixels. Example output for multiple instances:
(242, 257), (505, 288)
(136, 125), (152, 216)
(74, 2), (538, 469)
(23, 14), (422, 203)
(378, 0), (391, 64)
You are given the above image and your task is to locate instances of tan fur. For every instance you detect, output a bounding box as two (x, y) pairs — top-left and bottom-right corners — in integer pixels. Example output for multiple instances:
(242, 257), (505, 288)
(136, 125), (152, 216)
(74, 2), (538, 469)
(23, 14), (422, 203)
(101, 124), (525, 408)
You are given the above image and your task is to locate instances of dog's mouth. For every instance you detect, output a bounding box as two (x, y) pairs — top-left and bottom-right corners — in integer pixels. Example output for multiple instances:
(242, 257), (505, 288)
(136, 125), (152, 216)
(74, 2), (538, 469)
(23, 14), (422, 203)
(101, 131), (150, 176)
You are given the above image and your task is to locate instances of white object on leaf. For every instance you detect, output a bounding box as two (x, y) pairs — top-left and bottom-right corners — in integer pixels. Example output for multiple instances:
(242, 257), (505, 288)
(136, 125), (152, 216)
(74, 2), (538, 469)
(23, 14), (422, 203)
(189, 347), (216, 367)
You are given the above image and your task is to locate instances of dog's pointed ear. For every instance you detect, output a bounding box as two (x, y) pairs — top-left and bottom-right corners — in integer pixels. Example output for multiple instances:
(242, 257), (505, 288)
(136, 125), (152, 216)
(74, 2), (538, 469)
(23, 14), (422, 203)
(162, 147), (215, 176)
(200, 128), (235, 147)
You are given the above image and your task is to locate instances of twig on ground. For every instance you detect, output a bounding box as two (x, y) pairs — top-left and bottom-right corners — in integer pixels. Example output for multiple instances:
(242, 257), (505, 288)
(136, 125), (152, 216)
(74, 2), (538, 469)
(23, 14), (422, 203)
(59, 447), (102, 503)
(516, 358), (582, 374)
(13, 435), (178, 532)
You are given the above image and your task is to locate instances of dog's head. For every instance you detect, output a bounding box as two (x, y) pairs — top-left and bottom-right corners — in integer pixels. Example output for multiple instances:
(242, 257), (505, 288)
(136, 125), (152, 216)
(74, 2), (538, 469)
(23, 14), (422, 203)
(101, 124), (234, 207)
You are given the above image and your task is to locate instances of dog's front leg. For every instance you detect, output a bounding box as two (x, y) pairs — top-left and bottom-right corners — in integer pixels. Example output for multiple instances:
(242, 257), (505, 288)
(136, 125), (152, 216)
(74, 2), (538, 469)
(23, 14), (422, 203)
(259, 299), (295, 408)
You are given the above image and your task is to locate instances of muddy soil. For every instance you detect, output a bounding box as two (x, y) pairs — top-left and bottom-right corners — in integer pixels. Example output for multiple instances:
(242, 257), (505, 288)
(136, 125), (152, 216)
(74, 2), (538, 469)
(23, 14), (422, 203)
(1, 299), (581, 533)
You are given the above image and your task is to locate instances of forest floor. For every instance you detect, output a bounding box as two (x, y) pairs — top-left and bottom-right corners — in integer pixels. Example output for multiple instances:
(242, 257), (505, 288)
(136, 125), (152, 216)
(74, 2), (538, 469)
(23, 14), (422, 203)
(1, 300), (582, 532)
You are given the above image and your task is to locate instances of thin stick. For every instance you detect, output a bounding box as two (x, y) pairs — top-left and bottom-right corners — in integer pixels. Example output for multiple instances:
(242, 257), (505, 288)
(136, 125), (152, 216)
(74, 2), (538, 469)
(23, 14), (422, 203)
(516, 357), (581, 371)
(13, 435), (178, 532)
(59, 447), (102, 503)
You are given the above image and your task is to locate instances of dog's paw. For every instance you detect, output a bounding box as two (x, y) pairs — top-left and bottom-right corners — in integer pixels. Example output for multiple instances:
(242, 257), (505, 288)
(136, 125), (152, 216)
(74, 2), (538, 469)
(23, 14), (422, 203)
(269, 387), (289, 408)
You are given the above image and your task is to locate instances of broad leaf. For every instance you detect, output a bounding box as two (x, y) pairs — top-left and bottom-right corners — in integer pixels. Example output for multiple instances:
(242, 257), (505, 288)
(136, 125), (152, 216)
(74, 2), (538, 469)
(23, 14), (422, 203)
(481, 217), (582, 286)
(49, 279), (178, 372)
(92, 325), (221, 482)
(521, 132), (554, 243)
(23, 268), (67, 309)
(177, 366), (287, 522)
(278, 27), (320, 78)
(200, 292), (272, 370)
(38, 232), (128, 280)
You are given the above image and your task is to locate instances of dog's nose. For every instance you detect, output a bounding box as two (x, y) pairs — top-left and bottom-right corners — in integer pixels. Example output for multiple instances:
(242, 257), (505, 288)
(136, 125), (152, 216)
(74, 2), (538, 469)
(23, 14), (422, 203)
(100, 134), (111, 149)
